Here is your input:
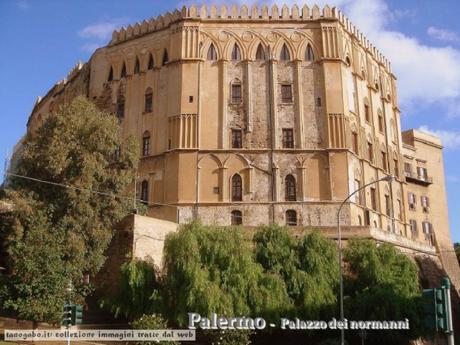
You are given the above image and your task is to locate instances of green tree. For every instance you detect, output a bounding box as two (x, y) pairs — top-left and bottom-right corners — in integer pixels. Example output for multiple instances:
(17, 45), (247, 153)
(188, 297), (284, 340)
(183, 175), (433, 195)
(254, 225), (339, 319)
(162, 222), (291, 326)
(131, 314), (179, 345)
(101, 259), (162, 320)
(0, 96), (138, 323)
(344, 239), (428, 344)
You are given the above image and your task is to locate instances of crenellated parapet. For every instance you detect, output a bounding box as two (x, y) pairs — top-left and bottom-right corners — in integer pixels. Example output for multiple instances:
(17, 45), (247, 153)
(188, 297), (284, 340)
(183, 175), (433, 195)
(108, 4), (391, 73)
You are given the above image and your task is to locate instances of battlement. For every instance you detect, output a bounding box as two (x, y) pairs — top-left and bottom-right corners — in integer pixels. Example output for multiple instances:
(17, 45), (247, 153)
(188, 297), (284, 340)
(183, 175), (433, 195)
(109, 4), (391, 72)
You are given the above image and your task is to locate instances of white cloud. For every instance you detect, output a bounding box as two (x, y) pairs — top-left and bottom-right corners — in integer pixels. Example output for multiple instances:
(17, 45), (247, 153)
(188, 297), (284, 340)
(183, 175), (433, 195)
(419, 126), (460, 149)
(427, 26), (460, 43)
(78, 18), (128, 40)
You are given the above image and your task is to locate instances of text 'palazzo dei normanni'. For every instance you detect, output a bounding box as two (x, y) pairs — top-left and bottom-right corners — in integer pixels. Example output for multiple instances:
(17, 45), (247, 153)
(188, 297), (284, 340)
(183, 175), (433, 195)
(26, 4), (460, 287)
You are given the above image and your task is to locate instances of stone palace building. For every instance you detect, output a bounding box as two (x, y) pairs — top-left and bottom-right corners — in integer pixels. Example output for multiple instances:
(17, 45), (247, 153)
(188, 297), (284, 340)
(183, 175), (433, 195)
(25, 4), (460, 287)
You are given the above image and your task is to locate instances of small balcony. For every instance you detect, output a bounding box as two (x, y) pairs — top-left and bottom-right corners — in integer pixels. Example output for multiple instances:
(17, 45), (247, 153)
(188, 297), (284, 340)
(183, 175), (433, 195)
(404, 171), (433, 185)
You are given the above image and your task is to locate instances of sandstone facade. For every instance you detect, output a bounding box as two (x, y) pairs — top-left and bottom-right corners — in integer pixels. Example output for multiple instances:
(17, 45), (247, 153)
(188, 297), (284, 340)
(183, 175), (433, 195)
(24, 4), (460, 290)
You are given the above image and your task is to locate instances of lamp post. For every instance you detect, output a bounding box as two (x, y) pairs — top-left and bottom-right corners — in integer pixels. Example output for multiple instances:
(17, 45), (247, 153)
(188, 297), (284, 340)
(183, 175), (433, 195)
(336, 175), (394, 345)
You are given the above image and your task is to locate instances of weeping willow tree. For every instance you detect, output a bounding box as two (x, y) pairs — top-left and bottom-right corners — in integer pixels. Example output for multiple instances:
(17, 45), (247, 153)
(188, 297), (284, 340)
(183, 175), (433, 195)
(254, 225), (339, 319)
(344, 239), (429, 344)
(162, 222), (292, 326)
(100, 259), (162, 320)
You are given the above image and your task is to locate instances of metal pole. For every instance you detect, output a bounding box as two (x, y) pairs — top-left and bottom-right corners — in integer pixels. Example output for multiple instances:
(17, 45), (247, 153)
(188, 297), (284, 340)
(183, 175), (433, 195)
(443, 278), (455, 345)
(336, 175), (394, 345)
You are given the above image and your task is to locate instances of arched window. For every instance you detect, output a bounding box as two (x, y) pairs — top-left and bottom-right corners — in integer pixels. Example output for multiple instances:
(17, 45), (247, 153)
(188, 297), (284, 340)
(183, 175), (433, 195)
(108, 66), (113, 82)
(148, 54), (155, 70)
(231, 210), (243, 225)
(231, 174), (242, 201)
(305, 44), (314, 61)
(162, 50), (169, 65)
(145, 87), (153, 113)
(116, 96), (125, 118)
(142, 131), (150, 156)
(280, 43), (290, 61)
(285, 174), (296, 201)
(231, 43), (241, 61)
(140, 180), (149, 204)
(134, 57), (140, 74)
(207, 43), (217, 61)
(286, 210), (297, 226)
(120, 62), (127, 78)
(255, 44), (266, 60)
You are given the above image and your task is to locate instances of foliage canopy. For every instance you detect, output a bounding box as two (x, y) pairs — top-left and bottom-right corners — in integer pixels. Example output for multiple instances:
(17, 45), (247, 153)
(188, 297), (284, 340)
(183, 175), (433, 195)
(0, 96), (138, 322)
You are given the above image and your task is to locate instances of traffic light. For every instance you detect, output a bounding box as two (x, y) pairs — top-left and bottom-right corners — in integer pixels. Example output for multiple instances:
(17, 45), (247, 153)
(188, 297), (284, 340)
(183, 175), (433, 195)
(422, 280), (452, 334)
(435, 288), (448, 332)
(62, 304), (72, 327)
(72, 304), (83, 325)
(62, 304), (84, 326)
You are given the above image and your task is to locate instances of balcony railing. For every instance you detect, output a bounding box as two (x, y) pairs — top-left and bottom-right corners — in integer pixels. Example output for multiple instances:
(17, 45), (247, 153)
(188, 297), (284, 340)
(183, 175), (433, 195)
(404, 171), (433, 185)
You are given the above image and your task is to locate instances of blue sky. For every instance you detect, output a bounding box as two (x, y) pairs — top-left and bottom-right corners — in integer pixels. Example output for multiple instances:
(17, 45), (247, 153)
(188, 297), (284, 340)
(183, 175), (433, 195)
(0, 0), (459, 242)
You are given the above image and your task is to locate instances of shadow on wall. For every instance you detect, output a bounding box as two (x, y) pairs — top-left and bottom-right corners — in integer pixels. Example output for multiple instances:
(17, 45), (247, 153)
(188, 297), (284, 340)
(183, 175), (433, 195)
(416, 256), (460, 344)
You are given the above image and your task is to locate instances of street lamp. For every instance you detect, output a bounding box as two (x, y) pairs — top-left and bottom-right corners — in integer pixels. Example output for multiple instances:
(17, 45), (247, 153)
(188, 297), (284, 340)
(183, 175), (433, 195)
(336, 175), (394, 345)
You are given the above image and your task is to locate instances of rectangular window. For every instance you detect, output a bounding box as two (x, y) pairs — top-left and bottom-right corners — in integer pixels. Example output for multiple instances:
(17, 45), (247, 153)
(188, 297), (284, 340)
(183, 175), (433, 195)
(368, 142), (373, 162)
(364, 104), (370, 123)
(364, 210), (371, 226)
(231, 129), (242, 149)
(378, 115), (384, 132)
(397, 199), (402, 219)
(116, 101), (125, 118)
(385, 195), (391, 216)
(370, 187), (377, 211)
(381, 151), (387, 170)
(394, 159), (399, 177)
(417, 166), (428, 180)
(408, 192), (416, 210)
(352, 132), (359, 154)
(409, 219), (417, 238)
(354, 179), (362, 205)
(231, 84), (242, 103)
(282, 129), (294, 148)
(421, 196), (430, 212)
(404, 163), (412, 177)
(281, 84), (293, 103)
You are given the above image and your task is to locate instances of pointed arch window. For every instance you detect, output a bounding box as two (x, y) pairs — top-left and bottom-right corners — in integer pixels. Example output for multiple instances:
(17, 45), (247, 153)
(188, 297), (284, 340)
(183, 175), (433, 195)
(148, 54), (155, 70)
(134, 57), (140, 74)
(231, 210), (243, 225)
(231, 43), (241, 61)
(162, 50), (169, 65)
(231, 174), (242, 201)
(256, 44), (266, 60)
(142, 131), (150, 156)
(107, 66), (113, 82)
(207, 43), (217, 61)
(305, 44), (314, 61)
(145, 87), (153, 113)
(286, 210), (297, 226)
(120, 63), (127, 78)
(280, 44), (290, 61)
(140, 180), (149, 204)
(285, 174), (296, 201)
